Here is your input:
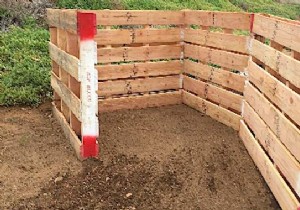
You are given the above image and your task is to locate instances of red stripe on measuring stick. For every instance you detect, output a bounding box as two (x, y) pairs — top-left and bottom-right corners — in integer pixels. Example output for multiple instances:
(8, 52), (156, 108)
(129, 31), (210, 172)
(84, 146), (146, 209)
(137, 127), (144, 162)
(77, 12), (97, 41)
(250, 13), (255, 33)
(81, 136), (99, 158)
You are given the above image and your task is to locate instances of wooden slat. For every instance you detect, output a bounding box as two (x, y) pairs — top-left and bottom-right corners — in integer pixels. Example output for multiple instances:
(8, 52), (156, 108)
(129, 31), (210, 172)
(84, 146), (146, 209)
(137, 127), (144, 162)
(182, 90), (240, 130)
(98, 91), (182, 112)
(185, 43), (249, 71)
(51, 73), (81, 121)
(183, 76), (242, 112)
(251, 39), (300, 89)
(52, 103), (82, 160)
(184, 28), (249, 54)
(244, 82), (300, 163)
(49, 42), (80, 81)
(96, 28), (181, 45)
(97, 60), (182, 80)
(98, 75), (180, 97)
(248, 60), (300, 126)
(239, 120), (300, 210)
(98, 45), (181, 63)
(184, 60), (245, 92)
(46, 9), (77, 34)
(185, 11), (251, 30)
(244, 102), (300, 197)
(253, 14), (300, 53)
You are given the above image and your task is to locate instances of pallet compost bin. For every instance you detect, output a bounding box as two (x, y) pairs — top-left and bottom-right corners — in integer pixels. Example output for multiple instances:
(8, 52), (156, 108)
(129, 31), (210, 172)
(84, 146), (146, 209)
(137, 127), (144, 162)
(47, 9), (300, 209)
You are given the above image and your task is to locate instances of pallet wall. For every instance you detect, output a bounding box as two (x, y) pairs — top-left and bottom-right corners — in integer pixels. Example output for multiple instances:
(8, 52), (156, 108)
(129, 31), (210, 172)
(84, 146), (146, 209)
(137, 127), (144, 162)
(94, 10), (184, 112)
(182, 11), (251, 130)
(240, 14), (300, 209)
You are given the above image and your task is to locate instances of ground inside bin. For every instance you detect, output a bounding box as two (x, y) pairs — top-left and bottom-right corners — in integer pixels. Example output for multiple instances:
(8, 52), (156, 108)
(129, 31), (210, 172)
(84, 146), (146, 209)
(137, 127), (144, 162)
(1, 103), (279, 209)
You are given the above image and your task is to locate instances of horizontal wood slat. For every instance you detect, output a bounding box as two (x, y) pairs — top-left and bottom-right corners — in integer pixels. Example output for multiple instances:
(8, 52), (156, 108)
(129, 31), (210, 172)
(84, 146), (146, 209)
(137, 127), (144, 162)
(239, 120), (300, 210)
(96, 28), (181, 45)
(51, 73), (81, 121)
(184, 28), (249, 54)
(98, 91), (182, 112)
(183, 76), (242, 112)
(182, 90), (240, 130)
(98, 45), (181, 63)
(184, 60), (245, 92)
(243, 102), (300, 197)
(52, 103), (82, 160)
(98, 75), (180, 97)
(97, 60), (182, 80)
(244, 82), (300, 163)
(87, 10), (184, 25)
(47, 9), (77, 34)
(253, 14), (300, 53)
(250, 39), (300, 89)
(49, 42), (80, 81)
(185, 11), (251, 30)
(248, 60), (300, 126)
(185, 43), (249, 71)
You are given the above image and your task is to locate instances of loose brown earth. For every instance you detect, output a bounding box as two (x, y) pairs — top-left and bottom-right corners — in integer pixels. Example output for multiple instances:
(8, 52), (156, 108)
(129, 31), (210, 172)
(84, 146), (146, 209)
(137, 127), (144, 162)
(0, 103), (279, 210)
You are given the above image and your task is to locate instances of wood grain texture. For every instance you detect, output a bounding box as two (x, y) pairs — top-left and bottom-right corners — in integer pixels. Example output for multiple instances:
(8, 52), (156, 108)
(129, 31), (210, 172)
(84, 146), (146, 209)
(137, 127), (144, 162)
(46, 9), (77, 34)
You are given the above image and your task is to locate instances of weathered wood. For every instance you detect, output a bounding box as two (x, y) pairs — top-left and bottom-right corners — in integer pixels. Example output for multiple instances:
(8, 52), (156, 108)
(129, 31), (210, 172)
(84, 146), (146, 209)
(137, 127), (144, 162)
(253, 14), (300, 53)
(244, 101), (300, 197)
(250, 39), (300, 89)
(96, 28), (181, 45)
(49, 42), (80, 81)
(51, 73), (81, 122)
(182, 90), (240, 130)
(184, 60), (245, 92)
(98, 45), (181, 63)
(98, 75), (180, 97)
(86, 10), (184, 26)
(97, 60), (182, 80)
(183, 76), (242, 112)
(184, 28), (249, 54)
(244, 82), (300, 163)
(47, 9), (77, 34)
(52, 103), (82, 160)
(185, 11), (251, 30)
(239, 120), (300, 210)
(248, 60), (300, 126)
(185, 43), (249, 71)
(98, 91), (182, 112)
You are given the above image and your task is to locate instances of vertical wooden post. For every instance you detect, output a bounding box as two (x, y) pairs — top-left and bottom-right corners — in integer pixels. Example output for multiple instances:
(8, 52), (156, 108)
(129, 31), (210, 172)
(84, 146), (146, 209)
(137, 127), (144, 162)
(77, 12), (99, 158)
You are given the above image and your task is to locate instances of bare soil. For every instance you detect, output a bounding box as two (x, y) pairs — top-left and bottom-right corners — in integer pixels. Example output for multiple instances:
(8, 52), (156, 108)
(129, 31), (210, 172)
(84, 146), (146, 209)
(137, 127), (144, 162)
(1, 103), (279, 210)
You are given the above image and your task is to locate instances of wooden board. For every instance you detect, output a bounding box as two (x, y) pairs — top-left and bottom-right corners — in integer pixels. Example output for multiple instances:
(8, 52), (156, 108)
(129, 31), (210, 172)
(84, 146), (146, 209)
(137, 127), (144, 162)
(182, 90), (240, 130)
(184, 60), (245, 93)
(97, 60), (182, 80)
(49, 42), (80, 81)
(244, 102), (300, 197)
(51, 73), (81, 121)
(52, 103), (82, 160)
(244, 82), (300, 163)
(98, 45), (181, 63)
(46, 9), (77, 34)
(86, 10), (184, 25)
(185, 43), (249, 71)
(184, 28), (249, 54)
(183, 76), (242, 112)
(250, 39), (300, 89)
(98, 91), (182, 112)
(239, 120), (300, 210)
(185, 11), (251, 30)
(96, 28), (181, 45)
(98, 75), (180, 97)
(248, 60), (300, 126)
(253, 14), (300, 53)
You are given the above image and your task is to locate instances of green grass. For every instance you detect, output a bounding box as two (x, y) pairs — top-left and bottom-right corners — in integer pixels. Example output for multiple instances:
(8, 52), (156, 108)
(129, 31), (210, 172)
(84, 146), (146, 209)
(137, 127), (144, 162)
(0, 0), (299, 106)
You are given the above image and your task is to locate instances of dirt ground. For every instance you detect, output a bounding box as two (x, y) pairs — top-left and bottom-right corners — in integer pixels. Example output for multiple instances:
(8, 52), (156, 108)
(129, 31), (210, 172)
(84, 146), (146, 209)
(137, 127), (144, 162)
(0, 103), (279, 210)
